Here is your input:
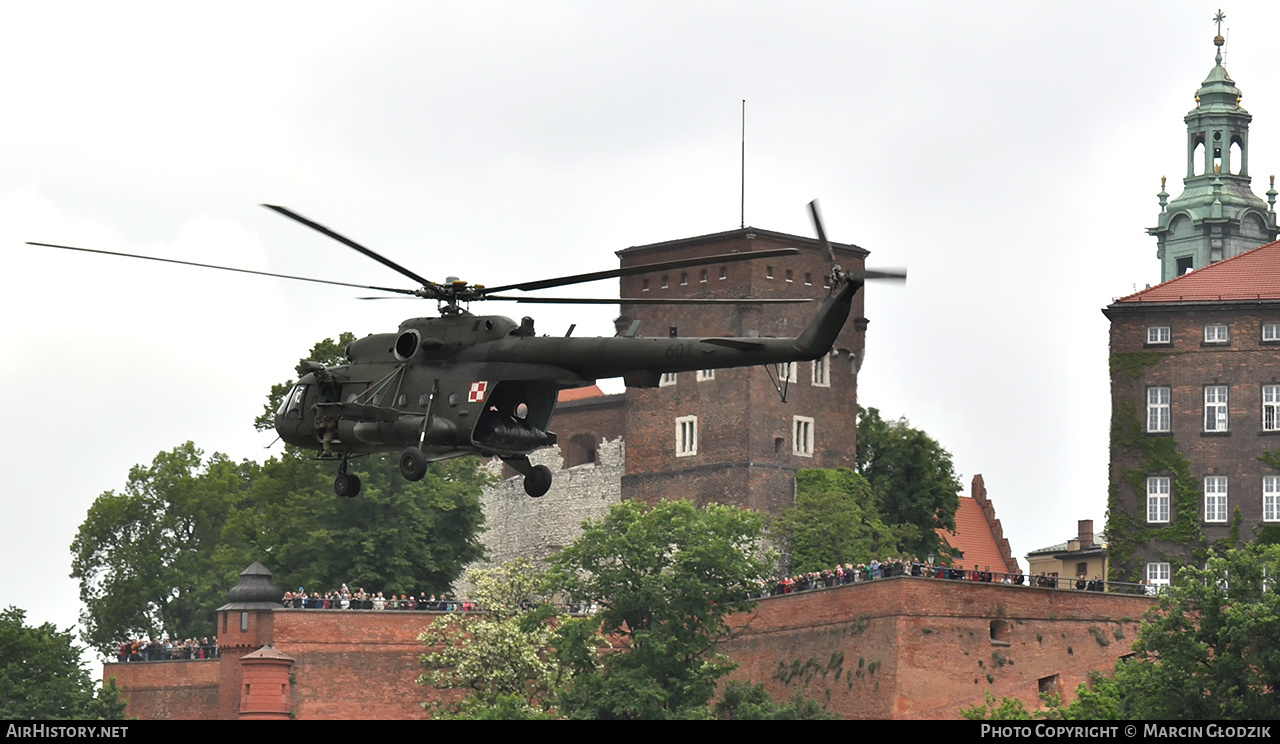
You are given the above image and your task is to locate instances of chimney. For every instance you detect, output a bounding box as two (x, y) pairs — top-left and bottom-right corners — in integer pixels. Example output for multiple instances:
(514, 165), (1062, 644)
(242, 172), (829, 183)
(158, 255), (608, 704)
(1077, 519), (1094, 548)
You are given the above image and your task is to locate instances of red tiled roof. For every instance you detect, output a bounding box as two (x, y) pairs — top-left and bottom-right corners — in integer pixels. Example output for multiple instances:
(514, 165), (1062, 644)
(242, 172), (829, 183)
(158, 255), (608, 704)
(938, 498), (1013, 572)
(557, 385), (605, 402)
(1114, 239), (1280, 303)
(935, 475), (1020, 574)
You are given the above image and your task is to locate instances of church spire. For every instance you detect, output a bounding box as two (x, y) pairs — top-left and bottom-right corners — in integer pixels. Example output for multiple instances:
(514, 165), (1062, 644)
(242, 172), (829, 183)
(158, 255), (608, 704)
(1149, 11), (1278, 282)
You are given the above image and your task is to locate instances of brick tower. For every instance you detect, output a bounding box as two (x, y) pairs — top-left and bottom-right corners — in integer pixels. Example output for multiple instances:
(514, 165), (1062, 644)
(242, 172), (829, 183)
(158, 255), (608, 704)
(615, 226), (868, 514)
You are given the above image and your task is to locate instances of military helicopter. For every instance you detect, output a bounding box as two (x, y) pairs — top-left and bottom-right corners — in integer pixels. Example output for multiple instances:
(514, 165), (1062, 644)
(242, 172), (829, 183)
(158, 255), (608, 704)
(29, 202), (904, 498)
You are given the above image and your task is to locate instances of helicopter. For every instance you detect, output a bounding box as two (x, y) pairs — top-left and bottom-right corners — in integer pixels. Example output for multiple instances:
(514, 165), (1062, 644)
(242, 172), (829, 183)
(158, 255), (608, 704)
(29, 202), (904, 499)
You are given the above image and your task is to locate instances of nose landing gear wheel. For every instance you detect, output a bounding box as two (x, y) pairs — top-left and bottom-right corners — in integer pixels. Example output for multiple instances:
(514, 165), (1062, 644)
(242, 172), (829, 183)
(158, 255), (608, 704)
(399, 447), (428, 481)
(334, 473), (361, 498)
(523, 464), (553, 498)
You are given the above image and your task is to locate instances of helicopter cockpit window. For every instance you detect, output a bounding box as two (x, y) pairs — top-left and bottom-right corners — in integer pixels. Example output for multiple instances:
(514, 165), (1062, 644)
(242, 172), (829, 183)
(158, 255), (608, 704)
(515, 403), (528, 420)
(419, 393), (432, 408)
(397, 393), (408, 407)
(280, 384), (308, 419)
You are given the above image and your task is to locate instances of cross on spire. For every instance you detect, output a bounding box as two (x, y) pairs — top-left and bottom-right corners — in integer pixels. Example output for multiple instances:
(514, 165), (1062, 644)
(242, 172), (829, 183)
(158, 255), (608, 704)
(1214, 10), (1226, 38)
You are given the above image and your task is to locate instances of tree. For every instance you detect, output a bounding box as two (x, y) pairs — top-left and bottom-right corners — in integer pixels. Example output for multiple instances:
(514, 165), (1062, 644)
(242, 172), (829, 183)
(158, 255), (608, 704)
(220, 453), (489, 598)
(548, 500), (772, 720)
(855, 406), (961, 559)
(1099, 542), (1280, 719)
(0, 607), (127, 720)
(773, 468), (905, 573)
(419, 558), (601, 719)
(70, 443), (252, 656)
(960, 542), (1280, 720)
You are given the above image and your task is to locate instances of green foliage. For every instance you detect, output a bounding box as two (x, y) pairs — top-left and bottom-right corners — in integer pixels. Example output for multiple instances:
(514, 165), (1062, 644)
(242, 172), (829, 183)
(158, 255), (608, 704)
(711, 681), (839, 720)
(549, 500), (772, 720)
(0, 607), (128, 720)
(222, 452), (489, 597)
(70, 443), (251, 655)
(1108, 350), (1181, 379)
(255, 333), (355, 432)
(959, 691), (1034, 720)
(73, 335), (487, 656)
(1106, 404), (1206, 581)
(855, 407), (961, 559)
(420, 558), (602, 719)
(774, 469), (904, 573)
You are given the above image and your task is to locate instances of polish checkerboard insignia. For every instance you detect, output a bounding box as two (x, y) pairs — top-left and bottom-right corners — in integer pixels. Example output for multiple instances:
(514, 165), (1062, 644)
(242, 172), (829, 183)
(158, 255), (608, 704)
(468, 381), (487, 402)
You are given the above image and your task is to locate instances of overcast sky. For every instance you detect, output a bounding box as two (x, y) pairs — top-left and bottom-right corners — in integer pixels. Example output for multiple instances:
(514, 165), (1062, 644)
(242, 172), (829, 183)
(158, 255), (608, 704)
(2, 1), (1273, 649)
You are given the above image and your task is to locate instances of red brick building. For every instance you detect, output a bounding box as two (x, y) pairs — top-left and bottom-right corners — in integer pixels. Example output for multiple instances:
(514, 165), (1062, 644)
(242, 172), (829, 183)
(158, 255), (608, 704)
(1104, 240), (1280, 584)
(613, 228), (866, 514)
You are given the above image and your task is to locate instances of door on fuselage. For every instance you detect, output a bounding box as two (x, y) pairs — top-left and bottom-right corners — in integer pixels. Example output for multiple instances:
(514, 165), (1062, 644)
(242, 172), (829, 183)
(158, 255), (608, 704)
(471, 381), (557, 452)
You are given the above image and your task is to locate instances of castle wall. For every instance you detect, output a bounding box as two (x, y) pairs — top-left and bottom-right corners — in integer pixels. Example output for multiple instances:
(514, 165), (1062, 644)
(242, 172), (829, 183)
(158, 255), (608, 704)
(102, 659), (220, 720)
(109, 577), (1153, 720)
(722, 577), (1152, 719)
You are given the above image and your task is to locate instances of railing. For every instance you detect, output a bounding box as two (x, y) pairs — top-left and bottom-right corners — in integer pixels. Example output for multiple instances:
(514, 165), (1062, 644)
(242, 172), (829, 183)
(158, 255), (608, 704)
(753, 566), (1165, 599)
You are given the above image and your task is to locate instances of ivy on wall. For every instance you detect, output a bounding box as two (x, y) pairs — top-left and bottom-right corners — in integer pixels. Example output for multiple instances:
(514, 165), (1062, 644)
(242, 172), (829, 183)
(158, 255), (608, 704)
(1106, 403), (1204, 581)
(1109, 351), (1182, 380)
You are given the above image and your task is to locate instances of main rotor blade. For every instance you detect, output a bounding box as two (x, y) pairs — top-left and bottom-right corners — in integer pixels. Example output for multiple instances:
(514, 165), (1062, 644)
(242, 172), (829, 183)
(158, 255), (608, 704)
(25, 242), (422, 296)
(262, 205), (439, 292)
(863, 268), (907, 281)
(485, 295), (813, 305)
(808, 199), (834, 265)
(482, 247), (801, 294)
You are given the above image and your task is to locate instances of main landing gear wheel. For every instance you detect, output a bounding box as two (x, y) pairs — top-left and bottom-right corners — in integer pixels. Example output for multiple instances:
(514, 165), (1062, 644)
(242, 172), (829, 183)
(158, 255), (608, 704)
(523, 464), (553, 498)
(334, 473), (362, 498)
(399, 447), (428, 481)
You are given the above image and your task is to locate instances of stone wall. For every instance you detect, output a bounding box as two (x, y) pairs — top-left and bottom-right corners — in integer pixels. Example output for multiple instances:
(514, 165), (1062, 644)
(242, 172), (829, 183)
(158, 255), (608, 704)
(459, 438), (624, 592)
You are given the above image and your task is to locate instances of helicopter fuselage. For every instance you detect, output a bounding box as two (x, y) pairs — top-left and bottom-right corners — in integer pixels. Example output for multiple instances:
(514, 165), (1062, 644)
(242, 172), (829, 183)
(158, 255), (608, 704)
(273, 271), (861, 470)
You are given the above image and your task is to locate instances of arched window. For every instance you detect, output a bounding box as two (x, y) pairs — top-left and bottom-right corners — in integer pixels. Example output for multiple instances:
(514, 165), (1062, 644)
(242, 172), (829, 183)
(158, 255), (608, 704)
(565, 433), (597, 469)
(1192, 139), (1206, 176)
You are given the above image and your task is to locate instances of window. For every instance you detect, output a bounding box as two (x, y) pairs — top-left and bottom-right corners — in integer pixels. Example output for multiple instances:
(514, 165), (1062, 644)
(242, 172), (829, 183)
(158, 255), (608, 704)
(1264, 323), (1280, 342)
(642, 278), (650, 292)
(778, 362), (798, 383)
(785, 269), (794, 283)
(793, 416), (814, 457)
(766, 266), (774, 280)
(1147, 387), (1170, 432)
(680, 272), (688, 286)
(1146, 562), (1171, 586)
(659, 372), (677, 387)
(804, 272), (813, 286)
(719, 267), (727, 280)
(1147, 326), (1171, 345)
(1265, 385), (1280, 431)
(1266, 477), (1280, 522)
(661, 275), (669, 289)
(1205, 386), (1229, 431)
(699, 269), (708, 284)
(696, 369), (715, 382)
(1204, 324), (1229, 343)
(1205, 476), (1228, 523)
(1147, 476), (1170, 523)
(811, 354), (831, 387)
(676, 416), (697, 457)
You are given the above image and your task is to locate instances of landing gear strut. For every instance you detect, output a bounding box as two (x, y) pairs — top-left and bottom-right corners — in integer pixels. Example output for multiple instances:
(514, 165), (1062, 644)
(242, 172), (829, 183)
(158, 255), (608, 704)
(502, 456), (553, 498)
(334, 457), (361, 498)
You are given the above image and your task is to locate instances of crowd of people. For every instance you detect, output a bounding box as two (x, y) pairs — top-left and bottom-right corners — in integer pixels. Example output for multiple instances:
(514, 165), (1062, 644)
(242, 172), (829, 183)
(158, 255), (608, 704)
(758, 558), (1154, 598)
(117, 637), (218, 663)
(282, 585), (473, 612)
